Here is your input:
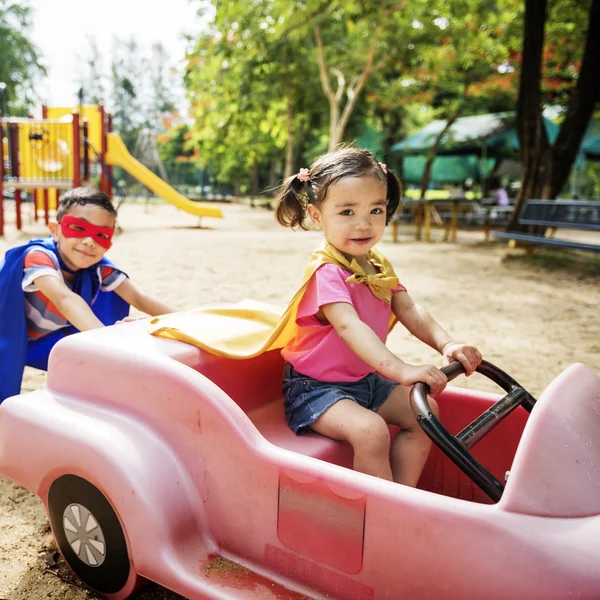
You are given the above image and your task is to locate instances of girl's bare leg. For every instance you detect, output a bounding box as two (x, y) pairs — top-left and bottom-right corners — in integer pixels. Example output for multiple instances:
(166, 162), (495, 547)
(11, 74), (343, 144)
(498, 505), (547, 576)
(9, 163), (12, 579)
(377, 386), (440, 486)
(310, 399), (393, 480)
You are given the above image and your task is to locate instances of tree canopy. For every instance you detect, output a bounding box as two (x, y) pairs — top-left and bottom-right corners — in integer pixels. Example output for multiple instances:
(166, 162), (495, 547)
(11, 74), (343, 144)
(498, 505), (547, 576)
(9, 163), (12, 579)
(182, 1), (519, 191)
(0, 0), (45, 115)
(178, 0), (599, 201)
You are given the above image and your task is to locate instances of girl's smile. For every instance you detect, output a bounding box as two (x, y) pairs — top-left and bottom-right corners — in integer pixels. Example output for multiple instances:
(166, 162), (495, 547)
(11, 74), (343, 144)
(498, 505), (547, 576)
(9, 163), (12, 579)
(307, 176), (388, 258)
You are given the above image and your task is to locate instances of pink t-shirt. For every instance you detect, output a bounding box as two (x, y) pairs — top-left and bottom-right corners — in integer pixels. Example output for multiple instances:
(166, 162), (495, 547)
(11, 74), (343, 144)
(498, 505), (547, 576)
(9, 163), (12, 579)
(281, 263), (406, 382)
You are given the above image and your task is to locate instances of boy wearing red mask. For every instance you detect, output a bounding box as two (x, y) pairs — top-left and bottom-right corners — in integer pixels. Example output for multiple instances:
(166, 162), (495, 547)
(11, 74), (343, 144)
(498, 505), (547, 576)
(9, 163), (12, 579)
(0, 187), (173, 402)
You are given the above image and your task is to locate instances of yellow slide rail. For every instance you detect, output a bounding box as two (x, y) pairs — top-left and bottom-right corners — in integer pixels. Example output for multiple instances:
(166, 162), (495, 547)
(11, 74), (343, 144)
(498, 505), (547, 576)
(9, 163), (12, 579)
(106, 133), (223, 219)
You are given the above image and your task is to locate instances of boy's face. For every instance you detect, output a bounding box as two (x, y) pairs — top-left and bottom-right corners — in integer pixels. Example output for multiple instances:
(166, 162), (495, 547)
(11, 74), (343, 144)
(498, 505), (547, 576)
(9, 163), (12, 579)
(49, 204), (116, 271)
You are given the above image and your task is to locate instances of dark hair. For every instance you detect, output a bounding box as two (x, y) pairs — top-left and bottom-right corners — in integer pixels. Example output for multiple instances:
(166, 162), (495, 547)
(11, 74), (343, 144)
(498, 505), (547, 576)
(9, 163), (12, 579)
(56, 187), (117, 222)
(275, 147), (402, 230)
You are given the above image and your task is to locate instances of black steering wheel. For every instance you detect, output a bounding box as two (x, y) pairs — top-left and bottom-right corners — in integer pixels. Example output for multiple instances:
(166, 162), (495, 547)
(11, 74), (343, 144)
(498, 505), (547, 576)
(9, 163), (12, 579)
(410, 359), (536, 502)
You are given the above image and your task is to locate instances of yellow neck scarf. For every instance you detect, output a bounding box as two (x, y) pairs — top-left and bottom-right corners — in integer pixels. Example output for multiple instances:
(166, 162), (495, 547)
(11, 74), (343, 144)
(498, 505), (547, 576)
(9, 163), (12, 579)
(148, 242), (400, 358)
(313, 242), (399, 303)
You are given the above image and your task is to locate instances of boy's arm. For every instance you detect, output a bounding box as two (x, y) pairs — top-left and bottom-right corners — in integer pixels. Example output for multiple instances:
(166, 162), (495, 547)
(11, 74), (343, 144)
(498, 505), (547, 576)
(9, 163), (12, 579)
(321, 301), (448, 395)
(392, 290), (481, 375)
(34, 275), (105, 330)
(113, 279), (173, 317)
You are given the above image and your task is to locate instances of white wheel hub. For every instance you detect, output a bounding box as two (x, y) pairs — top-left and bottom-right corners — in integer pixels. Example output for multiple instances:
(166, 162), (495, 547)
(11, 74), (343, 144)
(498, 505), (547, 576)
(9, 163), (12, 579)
(62, 503), (107, 567)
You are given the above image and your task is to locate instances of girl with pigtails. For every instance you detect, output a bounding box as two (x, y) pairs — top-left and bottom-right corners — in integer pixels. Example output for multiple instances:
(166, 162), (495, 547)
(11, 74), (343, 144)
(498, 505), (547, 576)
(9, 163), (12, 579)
(150, 146), (482, 486)
(274, 147), (482, 485)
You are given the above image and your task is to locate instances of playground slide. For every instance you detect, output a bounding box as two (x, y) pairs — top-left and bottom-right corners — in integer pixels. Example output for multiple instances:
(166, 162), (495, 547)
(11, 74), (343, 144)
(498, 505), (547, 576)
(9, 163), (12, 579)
(105, 133), (223, 219)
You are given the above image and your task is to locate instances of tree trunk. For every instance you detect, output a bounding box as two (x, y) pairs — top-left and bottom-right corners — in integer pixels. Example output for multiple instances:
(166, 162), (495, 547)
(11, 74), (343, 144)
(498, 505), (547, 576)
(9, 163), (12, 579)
(249, 156), (258, 208)
(314, 25), (341, 149)
(331, 34), (380, 148)
(315, 24), (381, 151)
(292, 123), (307, 169)
(283, 61), (295, 179)
(545, 0), (600, 198)
(268, 154), (279, 192)
(419, 111), (460, 199)
(511, 0), (600, 230)
(510, 0), (549, 230)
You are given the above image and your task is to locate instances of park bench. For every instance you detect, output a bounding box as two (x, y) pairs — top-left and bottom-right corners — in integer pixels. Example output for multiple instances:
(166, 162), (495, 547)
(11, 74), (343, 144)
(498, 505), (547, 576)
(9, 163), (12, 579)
(491, 199), (600, 253)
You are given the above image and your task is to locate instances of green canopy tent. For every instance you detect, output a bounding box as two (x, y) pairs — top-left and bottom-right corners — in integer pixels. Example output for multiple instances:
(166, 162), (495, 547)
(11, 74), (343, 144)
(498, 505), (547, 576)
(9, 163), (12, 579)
(582, 133), (600, 160)
(399, 155), (496, 185)
(389, 112), (559, 156)
(389, 112), (559, 186)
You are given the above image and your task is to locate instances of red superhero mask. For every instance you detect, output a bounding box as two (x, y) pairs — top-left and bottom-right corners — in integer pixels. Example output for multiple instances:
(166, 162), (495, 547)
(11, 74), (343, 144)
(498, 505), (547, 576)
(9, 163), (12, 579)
(60, 215), (115, 249)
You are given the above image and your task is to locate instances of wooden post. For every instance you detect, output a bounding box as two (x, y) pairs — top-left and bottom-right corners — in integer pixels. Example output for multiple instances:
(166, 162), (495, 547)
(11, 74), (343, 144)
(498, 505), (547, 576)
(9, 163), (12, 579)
(424, 202), (431, 243)
(106, 113), (113, 200)
(15, 189), (22, 231)
(484, 215), (490, 242)
(391, 219), (398, 243)
(82, 119), (90, 182)
(9, 122), (22, 230)
(415, 202), (423, 241)
(43, 189), (49, 225)
(451, 200), (458, 243)
(72, 111), (81, 188)
(99, 105), (108, 194)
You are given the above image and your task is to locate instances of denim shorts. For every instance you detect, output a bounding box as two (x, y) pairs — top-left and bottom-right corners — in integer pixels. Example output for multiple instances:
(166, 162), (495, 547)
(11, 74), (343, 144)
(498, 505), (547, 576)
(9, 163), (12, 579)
(282, 363), (399, 435)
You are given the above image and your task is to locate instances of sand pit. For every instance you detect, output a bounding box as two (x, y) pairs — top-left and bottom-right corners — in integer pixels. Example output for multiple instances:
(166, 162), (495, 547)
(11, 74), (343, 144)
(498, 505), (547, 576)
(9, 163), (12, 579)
(1, 201), (598, 599)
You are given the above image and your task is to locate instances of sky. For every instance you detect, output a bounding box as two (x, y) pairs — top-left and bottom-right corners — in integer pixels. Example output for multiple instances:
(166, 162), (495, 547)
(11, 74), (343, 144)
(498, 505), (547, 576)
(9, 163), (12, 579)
(28, 0), (208, 115)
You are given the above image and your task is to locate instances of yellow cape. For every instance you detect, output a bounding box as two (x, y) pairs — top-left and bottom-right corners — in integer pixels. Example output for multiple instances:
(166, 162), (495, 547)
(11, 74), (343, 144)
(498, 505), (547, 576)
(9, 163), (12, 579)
(148, 242), (400, 359)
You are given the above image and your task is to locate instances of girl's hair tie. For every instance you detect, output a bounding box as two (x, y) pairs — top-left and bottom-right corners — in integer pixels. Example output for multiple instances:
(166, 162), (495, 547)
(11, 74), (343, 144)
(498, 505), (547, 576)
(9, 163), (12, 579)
(296, 168), (310, 182)
(378, 162), (387, 173)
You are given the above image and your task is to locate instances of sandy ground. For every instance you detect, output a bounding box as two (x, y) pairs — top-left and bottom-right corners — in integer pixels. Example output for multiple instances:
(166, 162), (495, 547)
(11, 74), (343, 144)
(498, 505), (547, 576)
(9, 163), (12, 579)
(0, 200), (599, 599)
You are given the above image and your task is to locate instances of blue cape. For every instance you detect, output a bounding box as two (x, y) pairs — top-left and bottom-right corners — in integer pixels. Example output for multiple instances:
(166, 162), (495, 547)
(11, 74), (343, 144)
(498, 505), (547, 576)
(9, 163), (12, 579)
(0, 238), (129, 403)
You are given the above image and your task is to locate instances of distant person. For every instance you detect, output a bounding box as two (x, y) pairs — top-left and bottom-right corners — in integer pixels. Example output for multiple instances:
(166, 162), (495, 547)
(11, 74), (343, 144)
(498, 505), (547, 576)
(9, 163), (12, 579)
(492, 186), (510, 206)
(0, 187), (174, 403)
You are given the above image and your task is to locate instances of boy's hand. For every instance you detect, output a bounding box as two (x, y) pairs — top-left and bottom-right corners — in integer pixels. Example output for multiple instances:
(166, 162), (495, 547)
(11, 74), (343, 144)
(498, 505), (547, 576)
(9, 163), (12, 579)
(120, 315), (148, 322)
(116, 315), (148, 324)
(441, 342), (482, 376)
(396, 363), (448, 396)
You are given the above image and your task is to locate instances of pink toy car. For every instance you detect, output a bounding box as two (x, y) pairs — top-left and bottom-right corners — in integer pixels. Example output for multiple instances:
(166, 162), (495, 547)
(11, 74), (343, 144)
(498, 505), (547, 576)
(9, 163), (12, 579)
(0, 320), (599, 600)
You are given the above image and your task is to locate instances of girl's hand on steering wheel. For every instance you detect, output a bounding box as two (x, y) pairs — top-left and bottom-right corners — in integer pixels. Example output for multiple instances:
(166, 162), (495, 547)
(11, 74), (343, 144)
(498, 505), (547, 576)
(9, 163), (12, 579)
(398, 363), (448, 395)
(442, 342), (482, 376)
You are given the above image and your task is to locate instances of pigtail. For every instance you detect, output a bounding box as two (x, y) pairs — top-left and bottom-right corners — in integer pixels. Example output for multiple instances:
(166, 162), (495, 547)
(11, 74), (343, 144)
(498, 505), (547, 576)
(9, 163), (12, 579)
(275, 175), (310, 229)
(384, 168), (403, 224)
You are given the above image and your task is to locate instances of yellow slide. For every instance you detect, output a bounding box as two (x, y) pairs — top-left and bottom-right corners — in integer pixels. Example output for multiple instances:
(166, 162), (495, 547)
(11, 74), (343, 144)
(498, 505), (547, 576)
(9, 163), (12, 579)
(105, 133), (223, 219)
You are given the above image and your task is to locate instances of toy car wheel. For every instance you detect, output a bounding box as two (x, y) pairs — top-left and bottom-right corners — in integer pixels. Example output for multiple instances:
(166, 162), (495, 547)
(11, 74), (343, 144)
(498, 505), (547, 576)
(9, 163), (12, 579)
(47, 474), (137, 597)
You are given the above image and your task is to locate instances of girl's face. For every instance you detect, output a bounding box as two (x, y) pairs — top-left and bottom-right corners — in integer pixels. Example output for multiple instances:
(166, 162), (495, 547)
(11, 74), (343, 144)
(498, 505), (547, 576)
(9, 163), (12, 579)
(307, 176), (387, 259)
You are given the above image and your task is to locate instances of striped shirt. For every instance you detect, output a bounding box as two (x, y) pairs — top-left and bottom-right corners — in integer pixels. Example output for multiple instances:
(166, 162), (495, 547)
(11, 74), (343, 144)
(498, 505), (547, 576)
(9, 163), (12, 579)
(22, 246), (126, 340)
